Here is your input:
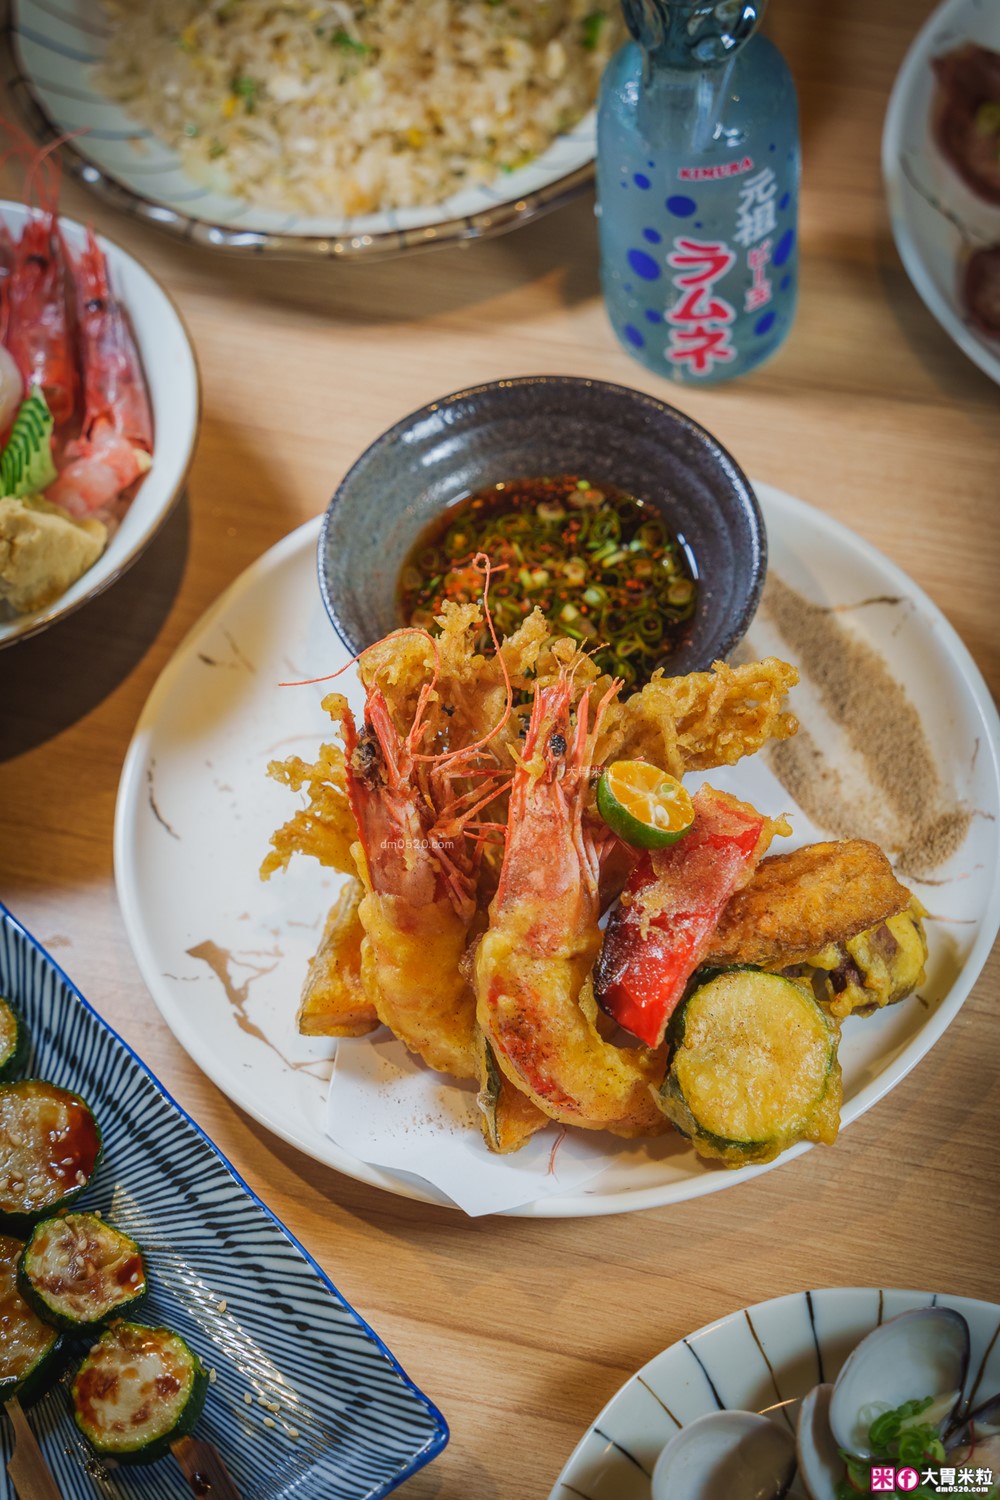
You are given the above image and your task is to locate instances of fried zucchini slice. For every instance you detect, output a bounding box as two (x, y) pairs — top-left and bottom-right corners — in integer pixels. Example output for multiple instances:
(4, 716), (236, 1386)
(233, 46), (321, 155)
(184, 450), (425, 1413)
(779, 898), (928, 1020)
(658, 968), (841, 1165)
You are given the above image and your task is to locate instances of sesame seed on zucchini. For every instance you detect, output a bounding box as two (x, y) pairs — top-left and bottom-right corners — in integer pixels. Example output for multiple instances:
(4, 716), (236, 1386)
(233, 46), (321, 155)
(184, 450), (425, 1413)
(19, 1213), (147, 1333)
(0, 997), (26, 1081)
(72, 1321), (209, 1465)
(0, 1233), (63, 1404)
(0, 1080), (102, 1234)
(657, 967), (842, 1165)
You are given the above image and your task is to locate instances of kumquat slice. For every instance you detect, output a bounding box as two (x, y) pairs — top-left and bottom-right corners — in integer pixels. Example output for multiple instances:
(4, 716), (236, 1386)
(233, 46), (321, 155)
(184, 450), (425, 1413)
(596, 760), (695, 850)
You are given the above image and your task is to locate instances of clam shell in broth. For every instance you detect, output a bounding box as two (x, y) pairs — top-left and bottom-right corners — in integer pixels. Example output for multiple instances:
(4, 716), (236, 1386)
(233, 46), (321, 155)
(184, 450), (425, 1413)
(795, 1384), (843, 1500)
(828, 1307), (970, 1459)
(651, 1410), (797, 1500)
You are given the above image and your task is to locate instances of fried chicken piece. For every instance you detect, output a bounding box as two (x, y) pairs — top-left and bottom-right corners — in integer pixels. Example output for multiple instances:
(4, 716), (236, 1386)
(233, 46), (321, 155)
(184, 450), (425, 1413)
(297, 878), (379, 1037)
(706, 839), (911, 968)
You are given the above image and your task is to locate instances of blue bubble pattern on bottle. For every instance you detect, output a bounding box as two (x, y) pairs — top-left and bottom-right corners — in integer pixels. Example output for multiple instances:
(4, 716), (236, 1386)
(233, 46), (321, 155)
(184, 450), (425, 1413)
(597, 6), (800, 385)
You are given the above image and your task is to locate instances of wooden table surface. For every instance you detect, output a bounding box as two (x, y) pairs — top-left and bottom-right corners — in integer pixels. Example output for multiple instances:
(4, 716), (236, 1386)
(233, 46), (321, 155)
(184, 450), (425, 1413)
(1, 0), (998, 1494)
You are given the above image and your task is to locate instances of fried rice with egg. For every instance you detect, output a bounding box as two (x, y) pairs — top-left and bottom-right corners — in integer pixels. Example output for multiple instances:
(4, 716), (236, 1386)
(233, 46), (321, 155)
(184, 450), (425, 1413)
(97, 0), (623, 218)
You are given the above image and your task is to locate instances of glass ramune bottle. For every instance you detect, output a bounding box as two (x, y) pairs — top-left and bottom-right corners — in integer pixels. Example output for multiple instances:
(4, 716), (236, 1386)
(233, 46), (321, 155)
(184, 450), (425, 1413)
(597, 0), (799, 384)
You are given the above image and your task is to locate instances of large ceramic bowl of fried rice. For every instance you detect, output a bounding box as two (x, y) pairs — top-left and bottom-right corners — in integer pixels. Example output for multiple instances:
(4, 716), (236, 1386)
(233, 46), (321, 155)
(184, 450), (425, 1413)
(7, 0), (624, 258)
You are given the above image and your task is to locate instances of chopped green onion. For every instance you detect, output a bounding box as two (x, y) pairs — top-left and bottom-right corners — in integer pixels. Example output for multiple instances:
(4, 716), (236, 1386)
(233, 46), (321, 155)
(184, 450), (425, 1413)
(637, 520), (665, 547)
(332, 28), (371, 54)
(581, 11), (607, 50)
(398, 475), (697, 687)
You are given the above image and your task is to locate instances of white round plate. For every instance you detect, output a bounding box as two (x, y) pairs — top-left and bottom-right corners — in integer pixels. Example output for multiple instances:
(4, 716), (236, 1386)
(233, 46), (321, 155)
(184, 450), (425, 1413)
(0, 202), (199, 648)
(113, 483), (1000, 1217)
(882, 0), (1000, 385)
(8, 0), (602, 259)
(549, 1287), (1000, 1499)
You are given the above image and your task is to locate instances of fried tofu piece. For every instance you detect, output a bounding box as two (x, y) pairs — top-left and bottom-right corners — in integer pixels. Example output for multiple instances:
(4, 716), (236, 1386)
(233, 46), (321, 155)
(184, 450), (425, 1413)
(298, 878), (379, 1037)
(706, 840), (911, 968)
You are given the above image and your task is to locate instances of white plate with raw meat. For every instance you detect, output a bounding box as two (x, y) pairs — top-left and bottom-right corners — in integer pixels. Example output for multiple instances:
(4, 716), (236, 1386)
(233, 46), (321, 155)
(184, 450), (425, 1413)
(882, 0), (1000, 385)
(0, 202), (199, 647)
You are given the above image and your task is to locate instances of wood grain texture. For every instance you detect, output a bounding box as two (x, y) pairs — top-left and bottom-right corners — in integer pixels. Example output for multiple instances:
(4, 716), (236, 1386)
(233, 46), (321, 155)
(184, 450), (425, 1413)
(0, 1), (998, 1496)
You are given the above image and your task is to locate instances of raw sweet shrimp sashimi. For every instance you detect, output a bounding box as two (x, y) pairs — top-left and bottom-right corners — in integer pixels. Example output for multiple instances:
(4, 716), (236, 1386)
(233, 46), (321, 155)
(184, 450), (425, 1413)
(0, 128), (153, 524)
(0, 132), (155, 616)
(45, 229), (153, 522)
(4, 210), (78, 429)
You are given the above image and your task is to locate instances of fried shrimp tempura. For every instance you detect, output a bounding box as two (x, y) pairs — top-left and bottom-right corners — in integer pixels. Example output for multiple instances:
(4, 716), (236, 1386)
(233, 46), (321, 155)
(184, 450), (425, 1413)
(261, 609), (802, 1153)
(706, 839), (912, 968)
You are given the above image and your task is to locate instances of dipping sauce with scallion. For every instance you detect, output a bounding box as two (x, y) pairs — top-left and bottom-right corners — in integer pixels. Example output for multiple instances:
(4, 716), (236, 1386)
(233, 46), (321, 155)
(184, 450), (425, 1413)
(397, 475), (698, 687)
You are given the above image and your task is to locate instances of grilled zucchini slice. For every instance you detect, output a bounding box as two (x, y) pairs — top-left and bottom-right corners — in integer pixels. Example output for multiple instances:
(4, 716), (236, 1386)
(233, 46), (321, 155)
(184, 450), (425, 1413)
(658, 968), (842, 1165)
(72, 1321), (209, 1465)
(0, 1080), (102, 1233)
(0, 1234), (62, 1403)
(19, 1213), (147, 1332)
(0, 997), (26, 1081)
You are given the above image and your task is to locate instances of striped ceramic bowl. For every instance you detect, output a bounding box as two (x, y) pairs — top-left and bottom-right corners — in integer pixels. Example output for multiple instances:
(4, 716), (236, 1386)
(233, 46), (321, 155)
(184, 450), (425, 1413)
(7, 0), (603, 259)
(0, 903), (448, 1499)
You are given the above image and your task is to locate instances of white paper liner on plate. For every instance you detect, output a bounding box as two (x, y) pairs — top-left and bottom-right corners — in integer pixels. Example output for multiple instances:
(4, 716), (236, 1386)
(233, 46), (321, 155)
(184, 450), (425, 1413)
(326, 1034), (612, 1216)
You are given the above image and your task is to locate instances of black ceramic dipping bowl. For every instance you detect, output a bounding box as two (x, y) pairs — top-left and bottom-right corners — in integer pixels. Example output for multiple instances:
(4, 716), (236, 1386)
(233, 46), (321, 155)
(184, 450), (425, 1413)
(318, 376), (765, 677)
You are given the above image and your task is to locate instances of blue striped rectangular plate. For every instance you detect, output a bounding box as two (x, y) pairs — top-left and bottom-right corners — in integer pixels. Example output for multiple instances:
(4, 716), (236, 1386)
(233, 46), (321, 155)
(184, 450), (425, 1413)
(0, 904), (448, 1499)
